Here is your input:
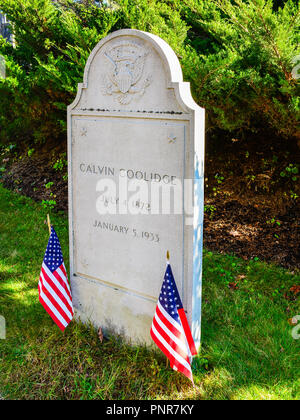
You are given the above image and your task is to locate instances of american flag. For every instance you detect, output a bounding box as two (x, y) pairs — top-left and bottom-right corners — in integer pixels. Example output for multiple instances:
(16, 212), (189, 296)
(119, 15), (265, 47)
(150, 260), (197, 383)
(38, 226), (74, 331)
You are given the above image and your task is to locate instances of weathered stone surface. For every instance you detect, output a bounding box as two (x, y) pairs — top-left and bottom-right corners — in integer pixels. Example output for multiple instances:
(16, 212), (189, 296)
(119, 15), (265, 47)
(68, 29), (205, 347)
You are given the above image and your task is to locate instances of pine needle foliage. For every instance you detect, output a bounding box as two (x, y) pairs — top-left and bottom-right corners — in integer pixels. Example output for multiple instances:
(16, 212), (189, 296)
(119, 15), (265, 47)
(0, 0), (299, 146)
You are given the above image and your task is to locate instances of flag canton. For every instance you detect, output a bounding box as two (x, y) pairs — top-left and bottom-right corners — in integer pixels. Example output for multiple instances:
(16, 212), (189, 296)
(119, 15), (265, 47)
(159, 264), (183, 324)
(44, 227), (64, 272)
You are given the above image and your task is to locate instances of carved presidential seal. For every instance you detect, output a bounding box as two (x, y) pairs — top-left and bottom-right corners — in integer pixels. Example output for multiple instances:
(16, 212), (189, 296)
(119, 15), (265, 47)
(101, 42), (152, 105)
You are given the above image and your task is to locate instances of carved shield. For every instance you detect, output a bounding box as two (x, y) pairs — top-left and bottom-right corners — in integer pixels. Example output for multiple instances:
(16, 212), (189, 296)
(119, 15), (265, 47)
(115, 70), (132, 94)
(103, 42), (151, 103)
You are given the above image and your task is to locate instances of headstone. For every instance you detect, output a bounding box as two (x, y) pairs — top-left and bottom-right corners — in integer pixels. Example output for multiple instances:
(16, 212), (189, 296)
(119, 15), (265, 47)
(68, 29), (205, 349)
(0, 14), (13, 45)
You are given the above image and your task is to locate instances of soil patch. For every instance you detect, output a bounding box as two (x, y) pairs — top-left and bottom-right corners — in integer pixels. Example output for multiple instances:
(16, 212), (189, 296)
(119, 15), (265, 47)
(1, 134), (299, 270)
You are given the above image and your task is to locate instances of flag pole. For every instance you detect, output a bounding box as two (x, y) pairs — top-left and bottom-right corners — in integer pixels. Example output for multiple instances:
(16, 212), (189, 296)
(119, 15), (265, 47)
(166, 250), (170, 368)
(47, 214), (51, 236)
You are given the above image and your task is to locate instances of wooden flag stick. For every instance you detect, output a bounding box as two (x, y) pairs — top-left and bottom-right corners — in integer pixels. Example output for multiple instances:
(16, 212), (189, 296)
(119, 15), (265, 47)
(166, 249), (170, 369)
(47, 214), (51, 236)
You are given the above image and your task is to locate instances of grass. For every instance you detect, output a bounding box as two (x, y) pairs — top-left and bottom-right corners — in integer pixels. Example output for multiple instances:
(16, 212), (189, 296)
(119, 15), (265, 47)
(0, 183), (299, 400)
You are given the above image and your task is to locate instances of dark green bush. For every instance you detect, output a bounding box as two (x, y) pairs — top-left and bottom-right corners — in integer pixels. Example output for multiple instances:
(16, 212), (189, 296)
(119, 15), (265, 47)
(178, 0), (300, 139)
(0, 0), (119, 145)
(0, 0), (299, 147)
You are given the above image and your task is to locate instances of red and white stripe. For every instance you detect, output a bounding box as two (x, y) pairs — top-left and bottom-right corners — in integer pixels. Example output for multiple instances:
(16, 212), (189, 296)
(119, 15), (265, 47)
(177, 308), (198, 356)
(150, 301), (194, 383)
(38, 262), (74, 331)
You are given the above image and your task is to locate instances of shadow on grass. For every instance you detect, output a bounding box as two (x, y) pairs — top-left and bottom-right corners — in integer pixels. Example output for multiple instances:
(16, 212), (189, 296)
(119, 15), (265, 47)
(0, 185), (299, 399)
(1, 287), (299, 400)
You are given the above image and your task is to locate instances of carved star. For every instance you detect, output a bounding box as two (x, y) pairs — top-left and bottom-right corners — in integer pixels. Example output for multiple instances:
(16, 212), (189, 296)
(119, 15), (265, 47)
(168, 134), (177, 144)
(80, 127), (87, 137)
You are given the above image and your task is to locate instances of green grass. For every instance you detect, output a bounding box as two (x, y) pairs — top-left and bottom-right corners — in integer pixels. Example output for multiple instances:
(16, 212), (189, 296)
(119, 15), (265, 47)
(0, 183), (299, 400)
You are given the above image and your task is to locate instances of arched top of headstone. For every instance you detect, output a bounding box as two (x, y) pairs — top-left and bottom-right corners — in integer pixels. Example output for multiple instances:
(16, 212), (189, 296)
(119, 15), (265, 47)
(69, 29), (203, 115)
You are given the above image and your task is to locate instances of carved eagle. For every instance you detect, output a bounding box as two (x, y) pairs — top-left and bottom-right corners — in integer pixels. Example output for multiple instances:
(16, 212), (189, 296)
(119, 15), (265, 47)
(104, 52), (147, 94)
